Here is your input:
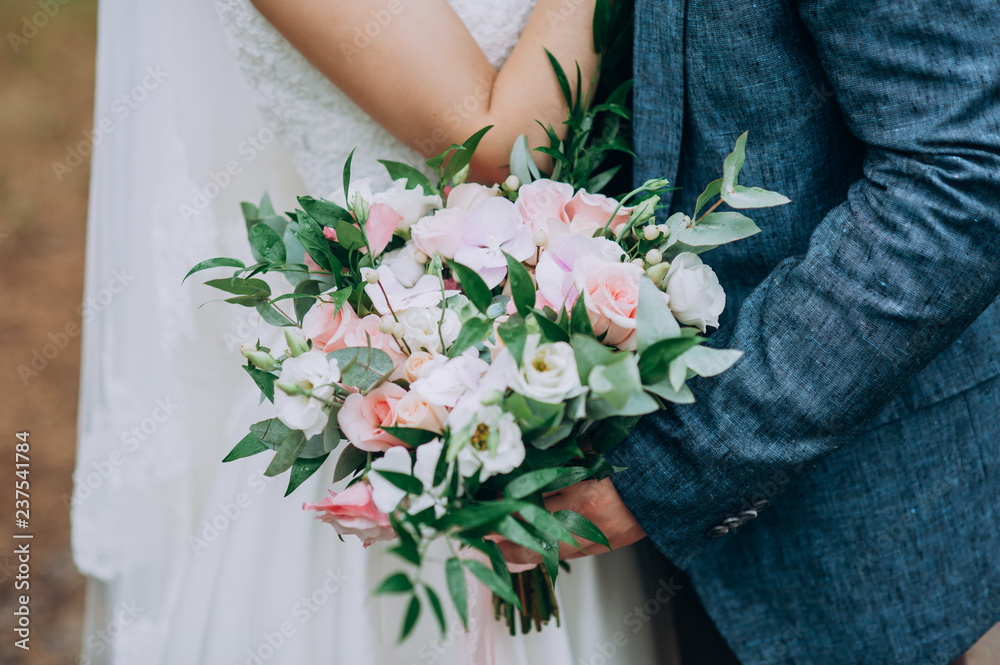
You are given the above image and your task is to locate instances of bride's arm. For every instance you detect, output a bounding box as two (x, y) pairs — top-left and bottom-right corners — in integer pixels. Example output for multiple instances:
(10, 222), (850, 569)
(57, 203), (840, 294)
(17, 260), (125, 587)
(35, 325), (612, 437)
(250, 0), (599, 183)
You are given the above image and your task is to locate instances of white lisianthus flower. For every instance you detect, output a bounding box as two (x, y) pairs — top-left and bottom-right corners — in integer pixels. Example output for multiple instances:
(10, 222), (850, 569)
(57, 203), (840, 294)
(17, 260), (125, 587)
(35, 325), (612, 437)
(408, 440), (452, 517)
(508, 334), (585, 404)
(274, 354), (341, 438)
(397, 306), (461, 354)
(450, 405), (525, 482)
(380, 243), (427, 288)
(410, 349), (490, 408)
(374, 178), (443, 231)
(663, 252), (726, 332)
(369, 445), (413, 514)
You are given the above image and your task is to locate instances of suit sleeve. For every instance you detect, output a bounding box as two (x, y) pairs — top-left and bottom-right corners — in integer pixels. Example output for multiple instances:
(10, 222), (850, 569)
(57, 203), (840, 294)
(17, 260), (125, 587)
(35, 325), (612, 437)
(608, 0), (1000, 567)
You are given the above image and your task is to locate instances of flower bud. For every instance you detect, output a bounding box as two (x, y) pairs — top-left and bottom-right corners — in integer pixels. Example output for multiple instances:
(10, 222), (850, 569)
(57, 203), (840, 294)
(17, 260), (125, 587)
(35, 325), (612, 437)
(645, 249), (663, 266)
(392, 322), (406, 338)
(284, 329), (310, 357)
(525, 314), (541, 335)
(480, 389), (504, 406)
(240, 343), (257, 358)
(657, 224), (671, 237)
(413, 249), (429, 265)
(275, 380), (304, 396)
(631, 258), (646, 267)
(502, 174), (521, 192)
(646, 261), (671, 286)
(365, 270), (380, 285)
(246, 350), (279, 372)
(378, 316), (396, 334)
(351, 193), (370, 223)
(532, 229), (548, 247)
(631, 195), (659, 227)
(643, 225), (660, 241)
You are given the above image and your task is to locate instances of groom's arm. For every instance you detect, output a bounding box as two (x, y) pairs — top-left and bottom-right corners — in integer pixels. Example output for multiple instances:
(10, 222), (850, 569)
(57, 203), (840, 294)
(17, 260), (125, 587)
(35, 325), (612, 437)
(576, 0), (1000, 568)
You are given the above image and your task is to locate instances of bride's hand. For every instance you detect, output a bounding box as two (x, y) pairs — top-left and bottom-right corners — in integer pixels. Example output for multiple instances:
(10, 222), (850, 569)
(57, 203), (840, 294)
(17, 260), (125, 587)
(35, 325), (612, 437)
(250, 0), (600, 183)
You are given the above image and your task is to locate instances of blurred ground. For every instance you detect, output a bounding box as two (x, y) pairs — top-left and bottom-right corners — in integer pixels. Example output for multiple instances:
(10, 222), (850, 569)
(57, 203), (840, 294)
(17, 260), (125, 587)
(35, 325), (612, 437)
(0, 0), (97, 663)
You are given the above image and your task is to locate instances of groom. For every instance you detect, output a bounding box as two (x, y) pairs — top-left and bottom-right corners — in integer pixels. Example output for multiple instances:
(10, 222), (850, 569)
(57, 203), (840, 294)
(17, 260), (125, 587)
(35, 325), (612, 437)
(503, 0), (1000, 662)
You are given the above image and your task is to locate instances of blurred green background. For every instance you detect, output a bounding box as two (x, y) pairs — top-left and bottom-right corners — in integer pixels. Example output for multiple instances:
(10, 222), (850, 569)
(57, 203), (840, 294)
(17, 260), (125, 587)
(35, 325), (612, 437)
(1, 1), (97, 663)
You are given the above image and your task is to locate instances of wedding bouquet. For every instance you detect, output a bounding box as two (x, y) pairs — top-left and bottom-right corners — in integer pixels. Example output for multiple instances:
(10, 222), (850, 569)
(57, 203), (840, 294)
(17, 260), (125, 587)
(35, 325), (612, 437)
(185, 124), (788, 638)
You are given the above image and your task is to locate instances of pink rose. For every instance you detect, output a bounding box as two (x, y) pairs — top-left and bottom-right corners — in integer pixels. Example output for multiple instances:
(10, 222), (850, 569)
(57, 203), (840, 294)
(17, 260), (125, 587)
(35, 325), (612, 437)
(394, 390), (448, 433)
(365, 203), (402, 257)
(572, 255), (647, 351)
(446, 182), (500, 210)
(515, 179), (574, 233)
(302, 482), (395, 548)
(565, 189), (632, 236)
(338, 383), (408, 452)
(342, 314), (407, 379)
(302, 300), (358, 353)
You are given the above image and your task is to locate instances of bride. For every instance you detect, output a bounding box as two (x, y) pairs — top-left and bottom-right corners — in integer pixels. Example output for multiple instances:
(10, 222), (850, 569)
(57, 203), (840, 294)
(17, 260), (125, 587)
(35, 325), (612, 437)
(74, 0), (677, 662)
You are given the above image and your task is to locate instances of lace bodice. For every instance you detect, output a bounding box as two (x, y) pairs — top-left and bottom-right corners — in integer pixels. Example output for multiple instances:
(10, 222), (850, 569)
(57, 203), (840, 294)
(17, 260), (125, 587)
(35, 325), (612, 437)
(214, 0), (537, 195)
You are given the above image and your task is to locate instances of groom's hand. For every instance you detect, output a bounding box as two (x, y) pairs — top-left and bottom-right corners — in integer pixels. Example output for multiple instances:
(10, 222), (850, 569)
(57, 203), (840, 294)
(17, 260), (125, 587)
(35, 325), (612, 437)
(495, 478), (647, 565)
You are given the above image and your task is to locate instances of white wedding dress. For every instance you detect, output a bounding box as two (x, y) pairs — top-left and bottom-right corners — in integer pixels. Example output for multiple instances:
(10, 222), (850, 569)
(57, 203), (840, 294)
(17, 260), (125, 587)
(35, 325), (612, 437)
(74, 0), (675, 663)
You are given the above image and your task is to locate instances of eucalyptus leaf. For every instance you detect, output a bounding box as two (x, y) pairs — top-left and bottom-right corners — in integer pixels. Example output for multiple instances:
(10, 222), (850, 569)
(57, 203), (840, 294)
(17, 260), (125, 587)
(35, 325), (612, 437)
(588, 355), (644, 410)
(264, 430), (308, 477)
(722, 131), (748, 194)
(570, 333), (619, 383)
(637, 277), (681, 353)
(285, 453), (329, 496)
(677, 212), (761, 247)
(327, 346), (394, 391)
(722, 185), (791, 209)
(693, 178), (723, 219)
(639, 336), (703, 385)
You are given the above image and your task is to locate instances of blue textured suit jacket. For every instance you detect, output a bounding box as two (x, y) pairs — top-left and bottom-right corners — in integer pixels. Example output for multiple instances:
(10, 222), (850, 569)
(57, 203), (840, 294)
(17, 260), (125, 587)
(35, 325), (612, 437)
(609, 0), (1000, 662)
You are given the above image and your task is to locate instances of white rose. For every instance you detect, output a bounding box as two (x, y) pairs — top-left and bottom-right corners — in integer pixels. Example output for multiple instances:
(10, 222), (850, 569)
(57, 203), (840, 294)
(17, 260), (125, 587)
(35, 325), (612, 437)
(274, 354), (341, 438)
(374, 178), (443, 231)
(451, 405), (525, 482)
(663, 252), (726, 332)
(397, 306), (461, 354)
(369, 445), (413, 514)
(508, 335), (585, 404)
(381, 243), (426, 288)
(410, 349), (489, 408)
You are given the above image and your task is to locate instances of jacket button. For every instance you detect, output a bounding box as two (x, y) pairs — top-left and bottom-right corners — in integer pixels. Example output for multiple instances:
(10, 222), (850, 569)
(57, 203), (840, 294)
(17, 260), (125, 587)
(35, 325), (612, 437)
(738, 510), (759, 521)
(722, 517), (742, 528)
(753, 499), (771, 511)
(707, 525), (730, 538)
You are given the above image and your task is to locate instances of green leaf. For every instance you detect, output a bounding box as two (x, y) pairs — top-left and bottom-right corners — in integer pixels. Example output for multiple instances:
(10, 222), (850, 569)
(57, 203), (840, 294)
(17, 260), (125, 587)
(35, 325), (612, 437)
(389, 538), (422, 566)
(445, 558), (468, 629)
(509, 134), (540, 186)
(381, 426), (439, 446)
(681, 345), (744, 377)
(592, 0), (611, 52)
(448, 317), (492, 357)
(639, 337), (704, 385)
(258, 192), (276, 217)
(584, 165), (620, 194)
(298, 196), (354, 227)
(693, 178), (723, 219)
(264, 430), (308, 477)
(292, 279), (321, 324)
(531, 309), (570, 343)
(442, 126), (493, 183)
(570, 333), (619, 383)
(333, 444), (367, 483)
(249, 223), (286, 265)
(447, 259), (493, 314)
(722, 131), (748, 194)
(424, 585), (447, 635)
(494, 515), (551, 568)
(249, 417), (292, 447)
(677, 212), (761, 247)
(589, 355), (645, 410)
(379, 159), (435, 193)
(434, 499), (523, 531)
(503, 253), (536, 318)
(222, 433), (269, 463)
(645, 378), (696, 403)
(256, 301), (294, 327)
(343, 147), (356, 206)
(184, 257), (245, 283)
(243, 366), (276, 403)
(375, 572), (413, 595)
(463, 559), (521, 610)
(497, 315), (528, 363)
(554, 509), (611, 550)
(400, 595), (421, 642)
(722, 185), (791, 209)
(586, 415), (642, 452)
(373, 470), (424, 495)
(544, 48), (573, 108)
(334, 219), (366, 252)
(285, 453), (329, 496)
(204, 277), (271, 298)
(570, 291), (596, 338)
(516, 503), (579, 549)
(504, 468), (573, 499)
(534, 465), (593, 493)
(637, 276), (681, 353)
(327, 346), (394, 391)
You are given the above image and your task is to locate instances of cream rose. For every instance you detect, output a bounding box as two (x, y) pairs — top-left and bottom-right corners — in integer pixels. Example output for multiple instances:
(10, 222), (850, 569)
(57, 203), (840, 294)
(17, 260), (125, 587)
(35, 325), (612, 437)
(663, 252), (726, 332)
(394, 389), (448, 433)
(302, 298), (358, 353)
(337, 383), (408, 452)
(508, 335), (585, 404)
(571, 255), (647, 351)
